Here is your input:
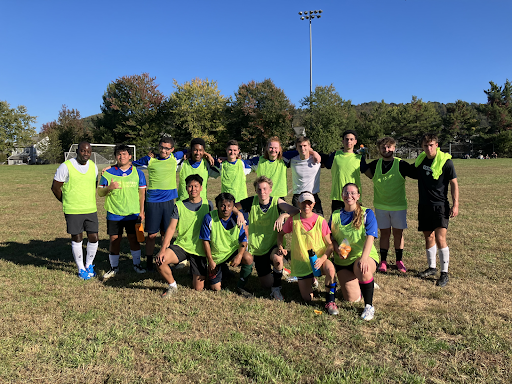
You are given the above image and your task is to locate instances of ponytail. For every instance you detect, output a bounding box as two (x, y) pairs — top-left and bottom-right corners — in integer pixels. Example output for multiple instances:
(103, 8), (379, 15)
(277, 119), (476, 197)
(352, 201), (363, 230)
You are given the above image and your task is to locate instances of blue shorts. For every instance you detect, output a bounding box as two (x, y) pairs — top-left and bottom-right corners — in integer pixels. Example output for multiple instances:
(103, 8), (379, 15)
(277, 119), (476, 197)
(144, 200), (175, 234)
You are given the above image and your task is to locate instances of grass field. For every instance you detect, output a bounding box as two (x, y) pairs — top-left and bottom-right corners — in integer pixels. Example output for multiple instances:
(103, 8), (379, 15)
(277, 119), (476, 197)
(1, 159), (512, 383)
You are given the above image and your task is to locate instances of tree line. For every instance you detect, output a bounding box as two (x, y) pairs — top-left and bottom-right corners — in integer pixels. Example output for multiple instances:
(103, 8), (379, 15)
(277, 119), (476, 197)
(2, 75), (511, 163)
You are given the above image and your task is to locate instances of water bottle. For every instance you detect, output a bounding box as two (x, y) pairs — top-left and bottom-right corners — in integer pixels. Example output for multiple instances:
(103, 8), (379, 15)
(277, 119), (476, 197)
(308, 249), (322, 277)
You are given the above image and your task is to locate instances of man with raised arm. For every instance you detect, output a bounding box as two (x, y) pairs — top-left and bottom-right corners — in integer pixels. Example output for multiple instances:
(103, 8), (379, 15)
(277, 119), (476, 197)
(364, 137), (415, 273)
(51, 141), (99, 280)
(413, 133), (459, 287)
(98, 144), (147, 279)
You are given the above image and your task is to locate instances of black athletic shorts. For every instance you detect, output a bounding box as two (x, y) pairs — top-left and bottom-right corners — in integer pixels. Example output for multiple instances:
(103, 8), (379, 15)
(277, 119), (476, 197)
(253, 247), (277, 277)
(65, 212), (98, 235)
(418, 204), (450, 231)
(107, 219), (137, 236)
(208, 251), (238, 285)
(168, 244), (191, 264)
(189, 254), (208, 278)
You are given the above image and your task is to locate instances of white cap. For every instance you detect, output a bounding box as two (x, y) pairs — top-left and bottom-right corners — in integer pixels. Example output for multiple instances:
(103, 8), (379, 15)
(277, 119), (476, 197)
(298, 192), (315, 203)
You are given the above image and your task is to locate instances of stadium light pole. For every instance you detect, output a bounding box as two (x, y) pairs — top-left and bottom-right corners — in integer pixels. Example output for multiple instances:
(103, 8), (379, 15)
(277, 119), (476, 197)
(299, 10), (322, 129)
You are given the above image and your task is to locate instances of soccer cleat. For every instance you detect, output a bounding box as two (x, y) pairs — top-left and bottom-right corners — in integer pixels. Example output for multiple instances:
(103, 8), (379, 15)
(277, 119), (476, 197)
(396, 260), (407, 273)
(237, 287), (254, 298)
(133, 264), (147, 274)
(102, 267), (119, 280)
(312, 278), (319, 290)
(418, 267), (437, 278)
(161, 285), (178, 298)
(270, 286), (284, 301)
(436, 272), (449, 287)
(86, 264), (96, 278)
(78, 269), (91, 280)
(378, 261), (388, 273)
(361, 304), (375, 321)
(325, 301), (339, 315)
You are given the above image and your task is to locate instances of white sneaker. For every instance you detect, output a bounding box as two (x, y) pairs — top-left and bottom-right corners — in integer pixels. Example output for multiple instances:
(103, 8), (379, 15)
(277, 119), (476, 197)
(312, 278), (319, 290)
(361, 304), (375, 321)
(103, 267), (119, 280)
(133, 264), (147, 274)
(270, 286), (284, 301)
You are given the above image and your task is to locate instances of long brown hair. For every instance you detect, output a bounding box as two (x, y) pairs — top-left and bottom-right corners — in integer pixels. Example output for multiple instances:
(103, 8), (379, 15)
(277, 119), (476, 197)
(263, 136), (283, 160)
(343, 183), (363, 230)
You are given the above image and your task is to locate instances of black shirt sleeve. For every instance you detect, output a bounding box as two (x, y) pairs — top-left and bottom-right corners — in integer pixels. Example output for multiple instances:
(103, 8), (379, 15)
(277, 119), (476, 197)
(239, 197), (253, 213)
(399, 160), (417, 179)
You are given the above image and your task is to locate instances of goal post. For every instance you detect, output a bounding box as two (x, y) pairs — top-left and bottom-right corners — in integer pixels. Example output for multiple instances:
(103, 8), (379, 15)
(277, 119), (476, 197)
(64, 144), (137, 167)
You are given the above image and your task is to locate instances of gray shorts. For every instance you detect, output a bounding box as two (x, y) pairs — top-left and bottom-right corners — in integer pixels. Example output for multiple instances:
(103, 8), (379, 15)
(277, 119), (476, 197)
(65, 212), (99, 235)
(374, 209), (407, 230)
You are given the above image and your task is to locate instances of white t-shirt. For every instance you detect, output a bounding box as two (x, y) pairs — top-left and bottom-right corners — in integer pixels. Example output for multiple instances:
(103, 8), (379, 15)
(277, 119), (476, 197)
(54, 158), (99, 183)
(290, 155), (321, 194)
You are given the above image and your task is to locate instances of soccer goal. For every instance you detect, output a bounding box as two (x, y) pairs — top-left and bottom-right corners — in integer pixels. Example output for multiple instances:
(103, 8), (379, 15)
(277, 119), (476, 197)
(64, 144), (137, 166)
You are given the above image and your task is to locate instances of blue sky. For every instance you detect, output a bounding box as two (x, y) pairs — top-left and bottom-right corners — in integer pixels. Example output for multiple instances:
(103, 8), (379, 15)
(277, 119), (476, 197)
(1, 0), (510, 132)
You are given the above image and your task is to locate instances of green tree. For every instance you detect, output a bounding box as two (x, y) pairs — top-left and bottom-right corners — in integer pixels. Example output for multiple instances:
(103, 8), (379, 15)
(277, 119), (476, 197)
(442, 100), (480, 142)
(481, 80), (512, 135)
(164, 78), (228, 151)
(96, 73), (165, 150)
(354, 100), (390, 155)
(389, 96), (442, 146)
(228, 79), (294, 154)
(0, 101), (37, 156)
(301, 84), (355, 153)
(40, 105), (91, 163)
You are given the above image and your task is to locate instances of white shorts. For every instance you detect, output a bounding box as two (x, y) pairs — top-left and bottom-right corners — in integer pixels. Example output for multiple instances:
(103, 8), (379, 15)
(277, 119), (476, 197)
(375, 209), (407, 230)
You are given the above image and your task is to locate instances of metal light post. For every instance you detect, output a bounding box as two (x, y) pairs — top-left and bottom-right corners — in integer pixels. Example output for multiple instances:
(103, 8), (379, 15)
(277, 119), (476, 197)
(299, 10), (322, 129)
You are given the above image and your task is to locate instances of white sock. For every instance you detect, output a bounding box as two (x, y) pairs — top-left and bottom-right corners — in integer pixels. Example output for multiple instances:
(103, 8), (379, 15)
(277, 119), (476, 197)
(131, 249), (142, 265)
(426, 245), (437, 268)
(85, 241), (98, 268)
(169, 281), (177, 288)
(109, 254), (120, 268)
(439, 247), (450, 273)
(71, 241), (85, 271)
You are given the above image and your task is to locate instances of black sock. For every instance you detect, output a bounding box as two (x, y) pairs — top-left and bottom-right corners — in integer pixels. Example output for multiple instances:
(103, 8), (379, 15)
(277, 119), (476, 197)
(380, 249), (388, 262)
(272, 269), (283, 288)
(359, 279), (374, 306)
(395, 249), (403, 262)
(325, 283), (337, 303)
(146, 254), (153, 269)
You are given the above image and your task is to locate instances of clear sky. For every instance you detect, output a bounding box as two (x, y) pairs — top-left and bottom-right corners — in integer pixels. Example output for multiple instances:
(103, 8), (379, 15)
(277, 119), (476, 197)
(1, 0), (510, 131)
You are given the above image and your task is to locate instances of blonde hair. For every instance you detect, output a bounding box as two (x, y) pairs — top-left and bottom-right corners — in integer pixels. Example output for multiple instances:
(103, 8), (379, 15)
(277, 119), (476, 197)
(253, 175), (273, 190)
(343, 183), (363, 230)
(263, 136), (283, 160)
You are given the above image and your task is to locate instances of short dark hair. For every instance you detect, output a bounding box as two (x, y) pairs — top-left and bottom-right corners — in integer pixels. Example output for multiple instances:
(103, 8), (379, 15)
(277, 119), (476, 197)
(420, 133), (439, 145)
(295, 136), (311, 146)
(190, 137), (206, 149)
(185, 174), (203, 186)
(114, 144), (131, 156)
(215, 192), (235, 208)
(342, 130), (358, 141)
(159, 136), (175, 148)
(377, 137), (396, 147)
(226, 139), (239, 149)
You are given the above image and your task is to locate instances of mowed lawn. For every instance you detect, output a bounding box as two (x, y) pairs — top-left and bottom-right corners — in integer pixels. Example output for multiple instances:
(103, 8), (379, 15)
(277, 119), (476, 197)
(1, 159), (511, 384)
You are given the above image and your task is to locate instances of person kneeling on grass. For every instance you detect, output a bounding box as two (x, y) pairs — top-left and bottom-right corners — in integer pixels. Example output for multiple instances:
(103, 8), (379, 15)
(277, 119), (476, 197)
(329, 183), (379, 321)
(98, 144), (147, 279)
(276, 192), (338, 315)
(200, 193), (254, 294)
(155, 174), (214, 297)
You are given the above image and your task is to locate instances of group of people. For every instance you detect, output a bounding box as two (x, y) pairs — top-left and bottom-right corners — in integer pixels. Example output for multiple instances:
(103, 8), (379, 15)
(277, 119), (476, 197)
(51, 130), (459, 321)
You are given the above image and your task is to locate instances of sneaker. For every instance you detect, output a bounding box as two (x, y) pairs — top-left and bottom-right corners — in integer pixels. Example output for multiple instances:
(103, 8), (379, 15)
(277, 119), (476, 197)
(103, 267), (119, 280)
(237, 287), (254, 298)
(270, 286), (284, 301)
(436, 272), (449, 287)
(396, 260), (407, 273)
(133, 264), (147, 274)
(325, 301), (339, 315)
(312, 278), (319, 290)
(418, 267), (437, 278)
(86, 264), (96, 278)
(378, 261), (388, 273)
(161, 284), (178, 298)
(78, 269), (91, 280)
(361, 304), (375, 321)
(286, 276), (298, 283)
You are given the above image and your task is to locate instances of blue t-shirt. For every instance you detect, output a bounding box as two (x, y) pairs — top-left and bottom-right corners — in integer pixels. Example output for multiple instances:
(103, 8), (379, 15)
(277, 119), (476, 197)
(132, 151), (185, 203)
(100, 165), (147, 221)
(199, 212), (247, 244)
(328, 208), (378, 238)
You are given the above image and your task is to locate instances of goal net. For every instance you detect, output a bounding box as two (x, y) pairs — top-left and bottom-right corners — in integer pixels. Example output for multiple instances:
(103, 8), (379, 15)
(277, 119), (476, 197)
(64, 144), (137, 166)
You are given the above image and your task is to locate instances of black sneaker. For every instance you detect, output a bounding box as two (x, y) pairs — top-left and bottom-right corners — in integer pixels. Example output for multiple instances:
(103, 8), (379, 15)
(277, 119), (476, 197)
(417, 267), (437, 278)
(436, 273), (449, 287)
(236, 287), (254, 298)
